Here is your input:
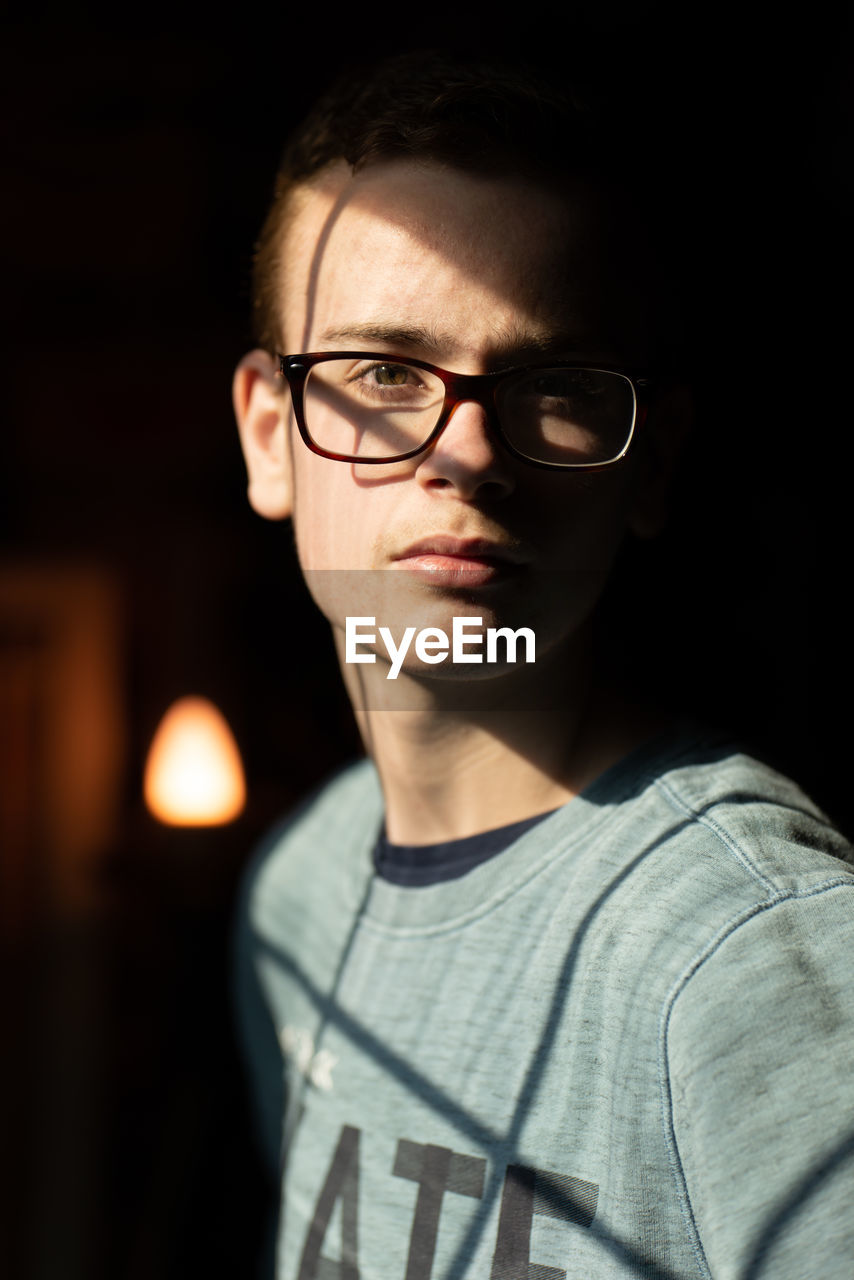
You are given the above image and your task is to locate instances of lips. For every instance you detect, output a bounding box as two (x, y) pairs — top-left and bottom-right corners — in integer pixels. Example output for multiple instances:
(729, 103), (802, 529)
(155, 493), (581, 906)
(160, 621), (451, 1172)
(391, 536), (525, 586)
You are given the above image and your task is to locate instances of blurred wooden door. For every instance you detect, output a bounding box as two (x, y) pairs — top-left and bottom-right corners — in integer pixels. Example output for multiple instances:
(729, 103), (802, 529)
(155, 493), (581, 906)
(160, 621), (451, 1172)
(0, 564), (124, 1280)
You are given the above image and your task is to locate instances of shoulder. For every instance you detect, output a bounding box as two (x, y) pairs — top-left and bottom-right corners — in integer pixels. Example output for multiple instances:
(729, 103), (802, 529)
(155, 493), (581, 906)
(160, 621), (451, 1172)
(651, 746), (854, 1276)
(644, 734), (854, 894)
(564, 731), (854, 1000)
(237, 757), (383, 942)
(645, 736), (854, 1109)
(659, 741), (854, 1020)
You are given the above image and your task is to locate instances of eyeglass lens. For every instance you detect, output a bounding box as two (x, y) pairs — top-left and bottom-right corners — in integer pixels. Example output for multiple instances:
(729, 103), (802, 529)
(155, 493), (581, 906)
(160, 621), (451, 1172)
(302, 358), (635, 465)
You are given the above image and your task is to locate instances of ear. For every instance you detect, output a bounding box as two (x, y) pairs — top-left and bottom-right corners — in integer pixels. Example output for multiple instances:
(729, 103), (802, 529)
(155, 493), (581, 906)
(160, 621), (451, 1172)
(627, 381), (693, 539)
(233, 349), (293, 520)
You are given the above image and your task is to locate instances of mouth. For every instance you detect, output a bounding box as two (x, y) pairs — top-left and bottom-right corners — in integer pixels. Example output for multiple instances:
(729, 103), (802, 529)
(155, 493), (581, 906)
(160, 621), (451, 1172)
(391, 537), (525, 587)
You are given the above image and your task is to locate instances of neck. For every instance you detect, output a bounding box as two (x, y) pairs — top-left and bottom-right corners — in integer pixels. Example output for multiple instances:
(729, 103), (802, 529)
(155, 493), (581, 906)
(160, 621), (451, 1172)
(334, 624), (663, 844)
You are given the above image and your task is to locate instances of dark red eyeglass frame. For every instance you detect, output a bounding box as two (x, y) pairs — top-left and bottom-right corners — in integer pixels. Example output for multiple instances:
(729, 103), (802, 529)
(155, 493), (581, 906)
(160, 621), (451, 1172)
(276, 351), (652, 472)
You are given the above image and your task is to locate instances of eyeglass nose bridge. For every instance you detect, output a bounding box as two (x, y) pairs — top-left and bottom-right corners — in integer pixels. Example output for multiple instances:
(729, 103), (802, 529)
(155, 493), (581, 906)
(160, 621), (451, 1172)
(428, 368), (507, 451)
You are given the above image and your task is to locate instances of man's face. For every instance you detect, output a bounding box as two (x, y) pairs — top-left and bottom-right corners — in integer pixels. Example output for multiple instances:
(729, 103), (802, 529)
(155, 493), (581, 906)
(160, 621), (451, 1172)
(241, 159), (665, 682)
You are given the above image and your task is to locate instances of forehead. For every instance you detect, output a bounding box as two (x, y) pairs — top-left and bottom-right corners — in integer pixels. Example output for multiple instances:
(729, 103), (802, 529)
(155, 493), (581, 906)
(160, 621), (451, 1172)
(279, 160), (638, 362)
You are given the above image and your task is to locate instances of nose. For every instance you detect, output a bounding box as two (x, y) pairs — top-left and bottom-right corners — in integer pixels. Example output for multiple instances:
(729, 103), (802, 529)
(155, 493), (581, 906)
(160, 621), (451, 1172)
(414, 399), (516, 501)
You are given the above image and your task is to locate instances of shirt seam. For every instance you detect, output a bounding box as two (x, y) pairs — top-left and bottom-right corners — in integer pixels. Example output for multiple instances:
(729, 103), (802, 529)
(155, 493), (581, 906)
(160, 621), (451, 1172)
(657, 879), (853, 1279)
(653, 774), (778, 893)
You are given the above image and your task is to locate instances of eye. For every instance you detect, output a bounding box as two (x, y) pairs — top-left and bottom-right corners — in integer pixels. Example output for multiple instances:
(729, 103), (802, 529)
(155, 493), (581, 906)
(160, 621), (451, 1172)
(531, 374), (572, 398)
(344, 360), (430, 401)
(529, 371), (599, 400)
(347, 361), (419, 388)
(370, 363), (411, 387)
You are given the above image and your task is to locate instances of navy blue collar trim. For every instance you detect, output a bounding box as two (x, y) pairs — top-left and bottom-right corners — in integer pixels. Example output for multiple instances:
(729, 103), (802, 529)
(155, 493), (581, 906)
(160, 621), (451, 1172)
(373, 809), (560, 887)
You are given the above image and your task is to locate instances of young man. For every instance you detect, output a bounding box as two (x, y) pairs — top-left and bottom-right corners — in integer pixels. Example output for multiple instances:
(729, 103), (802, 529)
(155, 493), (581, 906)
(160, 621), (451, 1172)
(233, 54), (854, 1279)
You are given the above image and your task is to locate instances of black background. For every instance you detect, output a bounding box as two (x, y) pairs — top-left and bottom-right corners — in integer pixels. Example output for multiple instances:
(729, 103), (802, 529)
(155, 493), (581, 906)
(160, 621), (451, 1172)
(2, 6), (852, 1277)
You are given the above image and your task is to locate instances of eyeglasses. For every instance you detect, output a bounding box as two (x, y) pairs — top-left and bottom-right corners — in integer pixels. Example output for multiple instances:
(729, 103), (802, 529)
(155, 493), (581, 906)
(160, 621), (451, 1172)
(276, 351), (651, 471)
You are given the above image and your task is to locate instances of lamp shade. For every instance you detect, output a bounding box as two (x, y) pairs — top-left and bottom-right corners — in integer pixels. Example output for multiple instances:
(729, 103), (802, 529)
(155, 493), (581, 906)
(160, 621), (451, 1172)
(143, 696), (246, 826)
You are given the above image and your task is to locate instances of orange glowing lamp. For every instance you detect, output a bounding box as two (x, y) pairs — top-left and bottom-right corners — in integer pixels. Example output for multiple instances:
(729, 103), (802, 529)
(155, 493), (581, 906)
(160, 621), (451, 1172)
(144, 696), (246, 826)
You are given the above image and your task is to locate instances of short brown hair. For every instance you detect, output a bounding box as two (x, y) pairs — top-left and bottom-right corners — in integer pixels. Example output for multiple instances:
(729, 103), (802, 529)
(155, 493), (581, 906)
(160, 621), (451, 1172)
(251, 51), (679, 361)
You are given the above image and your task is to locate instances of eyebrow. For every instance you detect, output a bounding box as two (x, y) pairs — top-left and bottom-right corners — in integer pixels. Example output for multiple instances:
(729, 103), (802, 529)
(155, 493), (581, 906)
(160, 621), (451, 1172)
(315, 321), (605, 365)
(317, 322), (460, 354)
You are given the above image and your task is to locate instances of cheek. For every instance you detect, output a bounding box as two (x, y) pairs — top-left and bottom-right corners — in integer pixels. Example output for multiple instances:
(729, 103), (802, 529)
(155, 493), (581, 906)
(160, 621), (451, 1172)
(291, 475), (374, 630)
(289, 448), (356, 571)
(292, 502), (352, 575)
(534, 469), (638, 573)
(289, 442), (416, 573)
